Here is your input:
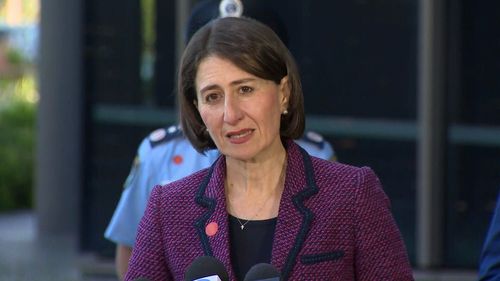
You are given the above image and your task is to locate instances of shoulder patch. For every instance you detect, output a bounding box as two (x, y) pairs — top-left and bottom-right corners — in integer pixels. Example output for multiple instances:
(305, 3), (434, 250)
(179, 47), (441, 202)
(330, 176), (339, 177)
(149, 125), (183, 147)
(300, 131), (326, 149)
(123, 155), (140, 189)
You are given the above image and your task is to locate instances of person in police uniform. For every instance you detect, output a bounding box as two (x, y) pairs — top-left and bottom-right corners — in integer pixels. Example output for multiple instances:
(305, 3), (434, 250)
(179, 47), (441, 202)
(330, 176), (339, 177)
(104, 1), (337, 279)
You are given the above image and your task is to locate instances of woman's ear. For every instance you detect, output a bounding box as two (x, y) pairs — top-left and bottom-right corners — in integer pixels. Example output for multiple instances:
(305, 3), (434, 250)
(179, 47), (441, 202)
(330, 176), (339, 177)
(279, 76), (290, 110)
(193, 99), (198, 109)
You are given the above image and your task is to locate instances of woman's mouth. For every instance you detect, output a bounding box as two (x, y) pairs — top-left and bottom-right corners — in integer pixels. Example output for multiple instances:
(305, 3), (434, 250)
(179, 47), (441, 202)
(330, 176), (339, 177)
(226, 129), (254, 143)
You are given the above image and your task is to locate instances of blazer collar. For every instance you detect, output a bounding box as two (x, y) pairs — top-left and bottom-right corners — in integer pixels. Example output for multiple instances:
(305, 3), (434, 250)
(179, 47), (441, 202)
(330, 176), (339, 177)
(193, 141), (319, 280)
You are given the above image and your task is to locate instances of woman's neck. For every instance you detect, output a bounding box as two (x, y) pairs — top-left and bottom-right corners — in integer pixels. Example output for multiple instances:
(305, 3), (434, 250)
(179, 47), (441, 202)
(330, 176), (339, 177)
(226, 146), (286, 190)
(225, 147), (287, 220)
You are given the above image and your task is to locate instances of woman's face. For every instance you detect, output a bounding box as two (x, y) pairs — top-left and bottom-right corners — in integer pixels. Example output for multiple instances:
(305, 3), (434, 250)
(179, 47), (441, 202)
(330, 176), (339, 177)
(195, 56), (289, 162)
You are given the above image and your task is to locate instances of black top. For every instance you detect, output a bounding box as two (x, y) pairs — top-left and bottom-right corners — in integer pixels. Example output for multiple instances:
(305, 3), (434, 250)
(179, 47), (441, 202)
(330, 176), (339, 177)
(228, 214), (277, 281)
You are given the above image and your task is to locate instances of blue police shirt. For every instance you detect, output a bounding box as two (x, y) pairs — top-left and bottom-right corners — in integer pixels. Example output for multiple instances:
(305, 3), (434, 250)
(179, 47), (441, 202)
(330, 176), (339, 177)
(104, 125), (335, 247)
(478, 191), (500, 280)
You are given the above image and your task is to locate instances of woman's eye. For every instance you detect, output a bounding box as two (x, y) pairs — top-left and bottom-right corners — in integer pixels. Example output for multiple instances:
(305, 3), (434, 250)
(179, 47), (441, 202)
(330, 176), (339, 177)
(239, 86), (253, 94)
(205, 93), (221, 103)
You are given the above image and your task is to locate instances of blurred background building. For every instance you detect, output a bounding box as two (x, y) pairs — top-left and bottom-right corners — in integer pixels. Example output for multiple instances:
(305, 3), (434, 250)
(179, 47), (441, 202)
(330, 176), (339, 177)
(0, 0), (499, 280)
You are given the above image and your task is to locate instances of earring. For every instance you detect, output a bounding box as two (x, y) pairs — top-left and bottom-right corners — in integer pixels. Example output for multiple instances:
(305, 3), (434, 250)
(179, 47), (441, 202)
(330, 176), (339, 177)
(282, 109), (288, 115)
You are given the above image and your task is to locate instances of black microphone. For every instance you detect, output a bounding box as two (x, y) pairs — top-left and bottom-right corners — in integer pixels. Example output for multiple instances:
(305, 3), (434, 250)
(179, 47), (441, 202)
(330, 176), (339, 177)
(184, 256), (229, 281)
(243, 263), (281, 281)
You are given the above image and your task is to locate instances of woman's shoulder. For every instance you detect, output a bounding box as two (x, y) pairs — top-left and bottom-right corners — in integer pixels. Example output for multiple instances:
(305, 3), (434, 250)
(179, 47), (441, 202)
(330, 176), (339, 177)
(309, 157), (380, 189)
(152, 167), (212, 200)
(310, 157), (364, 176)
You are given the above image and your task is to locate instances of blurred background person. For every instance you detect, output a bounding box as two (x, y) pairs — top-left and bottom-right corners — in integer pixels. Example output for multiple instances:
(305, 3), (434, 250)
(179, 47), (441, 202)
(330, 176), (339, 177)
(478, 191), (500, 280)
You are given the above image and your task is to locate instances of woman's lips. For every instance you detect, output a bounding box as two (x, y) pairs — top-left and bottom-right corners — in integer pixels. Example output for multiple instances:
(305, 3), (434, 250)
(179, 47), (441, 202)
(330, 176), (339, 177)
(226, 129), (254, 144)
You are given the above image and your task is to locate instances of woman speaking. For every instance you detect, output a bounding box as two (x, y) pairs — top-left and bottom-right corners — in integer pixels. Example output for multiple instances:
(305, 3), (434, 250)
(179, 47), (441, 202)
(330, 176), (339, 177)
(125, 16), (414, 281)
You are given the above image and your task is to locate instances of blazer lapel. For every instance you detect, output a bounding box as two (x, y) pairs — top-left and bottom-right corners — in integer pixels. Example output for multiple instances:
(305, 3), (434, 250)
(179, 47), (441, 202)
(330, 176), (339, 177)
(272, 143), (319, 281)
(193, 143), (318, 281)
(193, 157), (235, 279)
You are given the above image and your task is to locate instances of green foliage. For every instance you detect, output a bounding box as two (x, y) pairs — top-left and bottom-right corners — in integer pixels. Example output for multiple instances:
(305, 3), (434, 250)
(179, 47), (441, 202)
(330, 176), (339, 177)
(6, 47), (25, 65)
(141, 0), (156, 51)
(0, 83), (36, 211)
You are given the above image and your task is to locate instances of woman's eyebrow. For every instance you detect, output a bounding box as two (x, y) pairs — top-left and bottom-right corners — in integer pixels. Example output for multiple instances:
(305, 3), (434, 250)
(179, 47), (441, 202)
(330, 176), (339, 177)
(230, 78), (257, 86)
(199, 84), (220, 94)
(199, 78), (257, 93)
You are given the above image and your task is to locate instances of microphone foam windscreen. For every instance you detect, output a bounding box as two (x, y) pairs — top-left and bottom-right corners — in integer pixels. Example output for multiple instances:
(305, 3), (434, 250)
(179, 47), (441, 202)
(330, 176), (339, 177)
(184, 256), (229, 281)
(243, 263), (281, 281)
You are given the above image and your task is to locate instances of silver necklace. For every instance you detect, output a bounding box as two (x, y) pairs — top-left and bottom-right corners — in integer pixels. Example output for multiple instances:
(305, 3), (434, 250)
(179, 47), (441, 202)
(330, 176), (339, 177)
(236, 219), (249, 230)
(230, 157), (287, 230)
(234, 196), (272, 230)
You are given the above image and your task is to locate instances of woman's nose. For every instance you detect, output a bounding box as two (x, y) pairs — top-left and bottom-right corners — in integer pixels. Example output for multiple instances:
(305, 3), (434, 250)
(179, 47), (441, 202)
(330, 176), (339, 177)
(223, 96), (243, 124)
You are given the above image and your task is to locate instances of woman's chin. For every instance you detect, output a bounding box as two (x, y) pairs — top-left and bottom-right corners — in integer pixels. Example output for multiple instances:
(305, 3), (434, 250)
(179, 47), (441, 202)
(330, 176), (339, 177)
(222, 148), (258, 162)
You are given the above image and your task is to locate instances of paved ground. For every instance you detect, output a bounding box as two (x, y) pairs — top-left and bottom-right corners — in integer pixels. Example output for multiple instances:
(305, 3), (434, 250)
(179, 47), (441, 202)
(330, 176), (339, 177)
(0, 211), (115, 281)
(0, 210), (479, 281)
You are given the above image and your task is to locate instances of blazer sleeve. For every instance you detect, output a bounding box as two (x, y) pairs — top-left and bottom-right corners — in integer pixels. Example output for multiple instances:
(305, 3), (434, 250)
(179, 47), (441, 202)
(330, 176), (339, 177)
(353, 167), (414, 280)
(124, 185), (172, 281)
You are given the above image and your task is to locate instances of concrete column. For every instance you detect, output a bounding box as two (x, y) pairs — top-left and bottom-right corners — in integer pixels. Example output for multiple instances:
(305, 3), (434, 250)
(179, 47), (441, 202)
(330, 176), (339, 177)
(36, 0), (83, 238)
(417, 0), (447, 268)
(175, 0), (192, 63)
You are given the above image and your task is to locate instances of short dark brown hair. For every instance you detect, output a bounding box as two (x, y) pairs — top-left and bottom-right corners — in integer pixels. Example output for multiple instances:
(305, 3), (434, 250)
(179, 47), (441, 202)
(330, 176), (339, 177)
(178, 17), (305, 153)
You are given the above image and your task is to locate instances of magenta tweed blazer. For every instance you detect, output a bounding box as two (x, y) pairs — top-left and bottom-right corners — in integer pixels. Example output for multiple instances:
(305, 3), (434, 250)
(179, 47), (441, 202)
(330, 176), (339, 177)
(125, 141), (414, 281)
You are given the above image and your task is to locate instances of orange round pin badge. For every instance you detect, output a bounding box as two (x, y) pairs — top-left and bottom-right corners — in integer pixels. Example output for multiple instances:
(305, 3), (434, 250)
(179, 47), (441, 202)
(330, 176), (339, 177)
(205, 222), (218, 236)
(173, 155), (183, 164)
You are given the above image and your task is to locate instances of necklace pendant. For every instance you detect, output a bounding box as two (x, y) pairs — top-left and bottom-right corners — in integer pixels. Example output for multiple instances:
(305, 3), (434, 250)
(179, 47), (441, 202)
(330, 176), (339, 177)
(240, 225), (244, 230)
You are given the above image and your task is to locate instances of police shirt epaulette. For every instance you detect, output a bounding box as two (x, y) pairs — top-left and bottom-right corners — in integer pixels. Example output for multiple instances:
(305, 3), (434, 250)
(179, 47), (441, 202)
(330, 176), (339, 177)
(149, 125), (183, 147)
(300, 131), (326, 149)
